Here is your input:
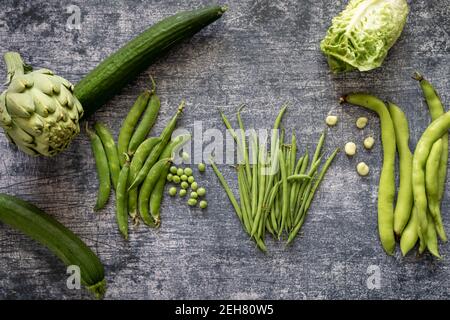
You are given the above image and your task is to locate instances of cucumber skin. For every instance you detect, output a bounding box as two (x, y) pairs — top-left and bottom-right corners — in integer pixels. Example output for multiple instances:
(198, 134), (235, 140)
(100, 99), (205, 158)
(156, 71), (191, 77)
(74, 5), (227, 117)
(0, 193), (106, 299)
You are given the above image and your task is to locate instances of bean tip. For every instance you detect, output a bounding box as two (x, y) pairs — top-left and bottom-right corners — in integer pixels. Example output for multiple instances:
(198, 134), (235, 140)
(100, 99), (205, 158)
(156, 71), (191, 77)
(412, 71), (423, 81)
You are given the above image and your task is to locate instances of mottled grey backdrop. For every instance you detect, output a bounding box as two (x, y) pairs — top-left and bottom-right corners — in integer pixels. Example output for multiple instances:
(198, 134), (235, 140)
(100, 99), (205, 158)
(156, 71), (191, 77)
(0, 0), (449, 300)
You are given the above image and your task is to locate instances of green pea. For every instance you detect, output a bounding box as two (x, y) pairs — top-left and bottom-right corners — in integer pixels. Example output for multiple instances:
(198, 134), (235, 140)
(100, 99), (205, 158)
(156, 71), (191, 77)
(170, 166), (178, 174)
(191, 182), (198, 190)
(179, 189), (187, 197)
(169, 187), (177, 196)
(184, 168), (193, 176)
(167, 173), (173, 182)
(180, 174), (188, 181)
(190, 192), (198, 199)
(198, 163), (206, 172)
(177, 168), (184, 176)
(197, 187), (206, 197)
(188, 176), (195, 184)
(188, 198), (197, 206)
(172, 176), (181, 184)
(199, 200), (208, 209)
(181, 181), (189, 189)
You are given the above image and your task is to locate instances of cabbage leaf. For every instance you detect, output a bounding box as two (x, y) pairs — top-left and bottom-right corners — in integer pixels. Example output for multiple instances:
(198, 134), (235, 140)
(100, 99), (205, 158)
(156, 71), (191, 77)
(320, 0), (409, 73)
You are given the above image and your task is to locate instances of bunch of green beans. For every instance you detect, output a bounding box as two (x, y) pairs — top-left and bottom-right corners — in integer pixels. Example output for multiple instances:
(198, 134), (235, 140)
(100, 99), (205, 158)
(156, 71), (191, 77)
(88, 79), (188, 238)
(342, 75), (449, 258)
(212, 105), (339, 252)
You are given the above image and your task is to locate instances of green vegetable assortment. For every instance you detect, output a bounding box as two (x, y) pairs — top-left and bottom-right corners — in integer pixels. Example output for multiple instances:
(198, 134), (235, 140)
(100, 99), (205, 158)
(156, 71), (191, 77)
(212, 106), (339, 252)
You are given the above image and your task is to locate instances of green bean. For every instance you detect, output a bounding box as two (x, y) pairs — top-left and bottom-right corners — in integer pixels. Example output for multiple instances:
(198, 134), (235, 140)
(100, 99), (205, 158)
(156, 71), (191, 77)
(138, 158), (172, 227)
(412, 111), (450, 252)
(414, 72), (448, 201)
(278, 148), (289, 236)
(294, 157), (321, 219)
(128, 79), (161, 156)
(342, 93), (396, 255)
(116, 154), (130, 239)
(252, 143), (267, 239)
(426, 211), (441, 259)
(425, 138), (447, 241)
(237, 105), (252, 188)
(128, 137), (161, 220)
(312, 131), (326, 165)
(290, 132), (297, 174)
(287, 148), (339, 244)
(210, 160), (242, 222)
(388, 103), (414, 237)
(94, 123), (121, 190)
(118, 90), (151, 166)
(219, 110), (238, 142)
(130, 101), (185, 189)
(250, 132), (258, 220)
(238, 166), (252, 233)
(87, 125), (111, 211)
(400, 206), (419, 256)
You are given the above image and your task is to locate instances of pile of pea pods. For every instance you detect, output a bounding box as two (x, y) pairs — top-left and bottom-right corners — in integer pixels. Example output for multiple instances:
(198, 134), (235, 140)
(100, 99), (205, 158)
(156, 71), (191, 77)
(342, 73), (449, 258)
(87, 78), (192, 239)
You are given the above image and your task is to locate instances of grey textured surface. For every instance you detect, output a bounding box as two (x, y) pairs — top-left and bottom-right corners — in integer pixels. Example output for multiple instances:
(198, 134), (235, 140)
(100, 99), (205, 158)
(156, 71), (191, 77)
(0, 0), (450, 300)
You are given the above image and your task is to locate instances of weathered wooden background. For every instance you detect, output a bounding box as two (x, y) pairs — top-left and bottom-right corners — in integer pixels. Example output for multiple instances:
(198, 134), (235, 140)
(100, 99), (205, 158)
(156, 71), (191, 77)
(0, 0), (449, 299)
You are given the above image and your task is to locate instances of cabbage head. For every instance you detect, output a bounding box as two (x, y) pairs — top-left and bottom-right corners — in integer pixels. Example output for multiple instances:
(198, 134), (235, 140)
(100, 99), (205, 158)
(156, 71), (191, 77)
(320, 0), (409, 73)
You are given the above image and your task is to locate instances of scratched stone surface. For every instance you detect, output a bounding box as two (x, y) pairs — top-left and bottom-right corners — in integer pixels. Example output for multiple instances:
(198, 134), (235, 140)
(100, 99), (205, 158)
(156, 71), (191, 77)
(0, 0), (449, 300)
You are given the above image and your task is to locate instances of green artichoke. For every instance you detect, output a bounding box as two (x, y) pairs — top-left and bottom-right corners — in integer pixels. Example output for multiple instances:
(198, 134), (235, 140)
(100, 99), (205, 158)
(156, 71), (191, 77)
(0, 52), (83, 156)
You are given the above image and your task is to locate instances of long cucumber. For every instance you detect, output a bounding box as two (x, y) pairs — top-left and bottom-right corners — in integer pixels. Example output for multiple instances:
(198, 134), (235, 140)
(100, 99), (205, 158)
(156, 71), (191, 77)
(74, 5), (227, 117)
(0, 193), (106, 299)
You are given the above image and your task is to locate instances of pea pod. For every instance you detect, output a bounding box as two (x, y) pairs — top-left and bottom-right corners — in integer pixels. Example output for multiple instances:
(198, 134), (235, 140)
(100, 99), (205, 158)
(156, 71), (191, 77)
(425, 138), (447, 241)
(149, 134), (191, 227)
(117, 90), (151, 166)
(94, 123), (121, 190)
(130, 101), (185, 189)
(387, 103), (413, 237)
(87, 125), (111, 211)
(342, 94), (396, 255)
(128, 79), (161, 156)
(116, 155), (130, 239)
(128, 137), (161, 220)
(400, 206), (419, 256)
(138, 158), (172, 227)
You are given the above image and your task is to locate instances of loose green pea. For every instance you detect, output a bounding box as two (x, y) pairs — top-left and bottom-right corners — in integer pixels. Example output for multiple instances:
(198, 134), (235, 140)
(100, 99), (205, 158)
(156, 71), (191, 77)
(180, 174), (188, 181)
(177, 168), (184, 176)
(188, 176), (195, 184)
(191, 182), (198, 190)
(188, 198), (197, 206)
(167, 173), (173, 182)
(179, 189), (187, 197)
(197, 187), (206, 197)
(191, 191), (198, 199)
(181, 181), (189, 189)
(198, 163), (206, 172)
(170, 166), (178, 174)
(172, 176), (181, 184)
(184, 168), (193, 176)
(199, 200), (208, 209)
(169, 187), (177, 196)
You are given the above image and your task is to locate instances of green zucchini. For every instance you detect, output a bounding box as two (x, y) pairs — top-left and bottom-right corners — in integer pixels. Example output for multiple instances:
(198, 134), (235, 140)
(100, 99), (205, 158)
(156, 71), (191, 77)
(0, 193), (106, 299)
(74, 5), (227, 117)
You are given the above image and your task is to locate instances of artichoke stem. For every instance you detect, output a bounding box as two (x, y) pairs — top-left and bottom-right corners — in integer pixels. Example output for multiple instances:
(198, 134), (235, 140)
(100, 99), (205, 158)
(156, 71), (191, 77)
(4, 52), (27, 83)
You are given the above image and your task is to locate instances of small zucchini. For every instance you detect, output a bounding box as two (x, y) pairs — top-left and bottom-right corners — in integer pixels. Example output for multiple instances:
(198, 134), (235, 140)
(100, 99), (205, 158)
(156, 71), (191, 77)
(75, 5), (227, 117)
(0, 193), (106, 299)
